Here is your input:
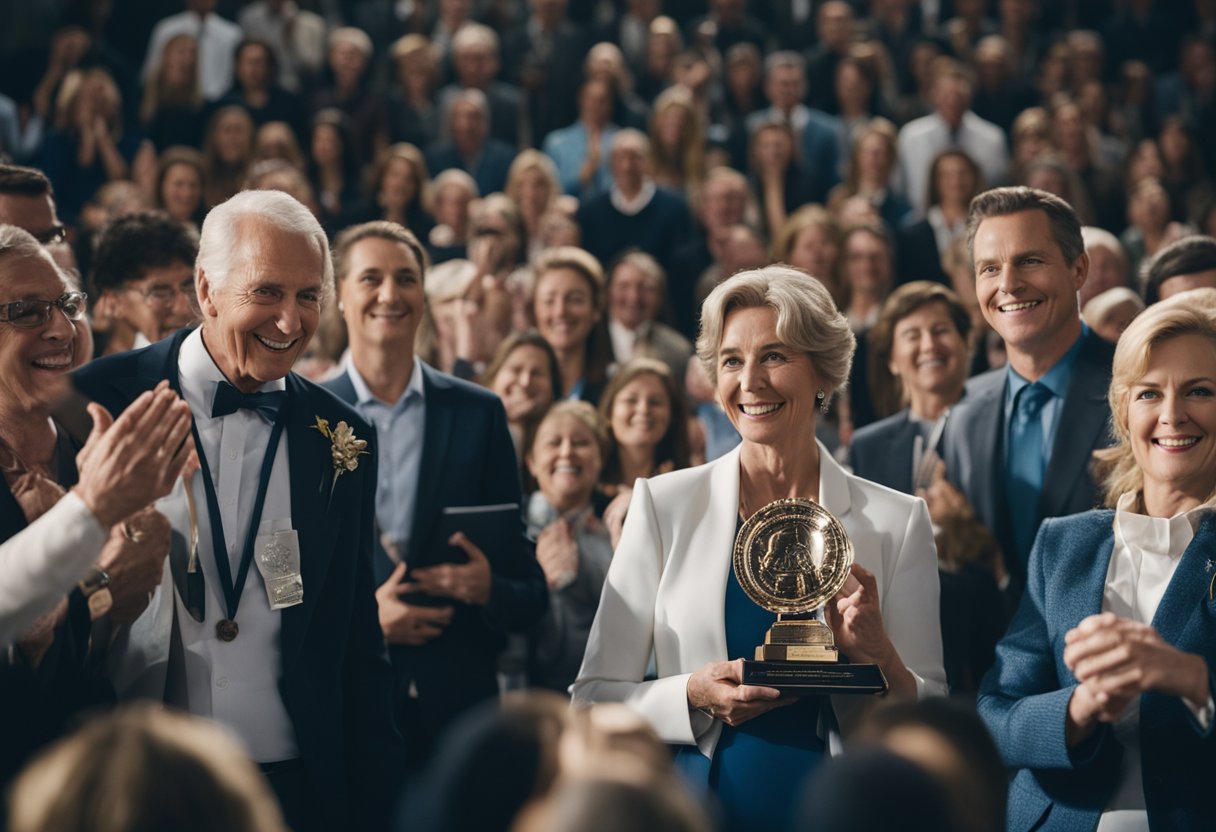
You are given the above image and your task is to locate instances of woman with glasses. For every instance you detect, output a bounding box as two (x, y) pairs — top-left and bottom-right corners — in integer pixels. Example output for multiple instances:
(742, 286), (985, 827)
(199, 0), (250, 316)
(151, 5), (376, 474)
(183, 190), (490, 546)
(90, 212), (199, 356)
(0, 223), (192, 784)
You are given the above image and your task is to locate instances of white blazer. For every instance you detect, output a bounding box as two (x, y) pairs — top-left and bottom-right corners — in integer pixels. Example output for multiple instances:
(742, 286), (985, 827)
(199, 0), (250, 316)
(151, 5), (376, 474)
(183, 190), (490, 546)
(572, 442), (947, 760)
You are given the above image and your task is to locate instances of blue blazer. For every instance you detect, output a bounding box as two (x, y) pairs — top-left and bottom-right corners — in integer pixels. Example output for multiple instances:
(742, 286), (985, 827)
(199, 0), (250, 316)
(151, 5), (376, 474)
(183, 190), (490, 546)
(323, 364), (547, 731)
(72, 330), (405, 830)
(942, 329), (1115, 584)
(978, 510), (1216, 832)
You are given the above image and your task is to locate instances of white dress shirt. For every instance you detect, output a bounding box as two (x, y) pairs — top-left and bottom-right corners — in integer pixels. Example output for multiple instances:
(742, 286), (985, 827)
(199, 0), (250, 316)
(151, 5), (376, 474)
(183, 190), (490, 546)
(142, 11), (244, 102)
(1097, 493), (1215, 831)
(896, 110), (1009, 215)
(0, 492), (106, 647)
(608, 318), (640, 364)
(346, 357), (426, 556)
(169, 328), (298, 762)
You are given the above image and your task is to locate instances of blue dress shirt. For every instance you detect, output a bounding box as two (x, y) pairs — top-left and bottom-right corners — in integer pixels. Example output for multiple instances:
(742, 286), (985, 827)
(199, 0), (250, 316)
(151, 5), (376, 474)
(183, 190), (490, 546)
(347, 358), (426, 555)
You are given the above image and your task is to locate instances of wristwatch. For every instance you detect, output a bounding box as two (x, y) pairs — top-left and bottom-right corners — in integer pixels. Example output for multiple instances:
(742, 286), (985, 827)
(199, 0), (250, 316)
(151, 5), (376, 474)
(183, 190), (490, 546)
(78, 567), (113, 621)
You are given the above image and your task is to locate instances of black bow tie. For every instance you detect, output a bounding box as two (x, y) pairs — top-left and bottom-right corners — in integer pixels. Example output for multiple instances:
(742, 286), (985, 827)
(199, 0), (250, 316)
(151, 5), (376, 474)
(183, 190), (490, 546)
(211, 381), (287, 423)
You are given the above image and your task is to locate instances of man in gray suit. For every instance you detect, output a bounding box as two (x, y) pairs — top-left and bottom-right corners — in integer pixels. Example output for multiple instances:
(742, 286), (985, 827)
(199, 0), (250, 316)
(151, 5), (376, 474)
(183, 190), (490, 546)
(942, 187), (1114, 600)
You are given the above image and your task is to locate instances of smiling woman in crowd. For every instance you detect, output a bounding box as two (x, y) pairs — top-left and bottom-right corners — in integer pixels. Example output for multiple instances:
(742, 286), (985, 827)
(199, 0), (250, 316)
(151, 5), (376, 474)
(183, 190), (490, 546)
(531, 246), (613, 406)
(597, 358), (690, 497)
(481, 329), (562, 463)
(524, 401), (614, 693)
(979, 290), (1216, 831)
(574, 265), (946, 831)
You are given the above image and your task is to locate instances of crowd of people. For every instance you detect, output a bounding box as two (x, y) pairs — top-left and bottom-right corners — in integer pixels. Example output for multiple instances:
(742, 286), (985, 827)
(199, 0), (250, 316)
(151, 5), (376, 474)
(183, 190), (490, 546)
(3, 0), (1216, 830)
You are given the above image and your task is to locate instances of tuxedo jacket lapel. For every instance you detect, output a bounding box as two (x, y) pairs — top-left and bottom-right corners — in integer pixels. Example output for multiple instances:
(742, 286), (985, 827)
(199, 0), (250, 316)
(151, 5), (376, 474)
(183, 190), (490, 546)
(281, 375), (342, 658)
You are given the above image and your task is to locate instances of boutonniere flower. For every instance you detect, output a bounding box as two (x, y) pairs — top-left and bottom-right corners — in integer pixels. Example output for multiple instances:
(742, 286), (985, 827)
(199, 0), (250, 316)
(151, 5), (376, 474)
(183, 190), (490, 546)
(311, 416), (369, 506)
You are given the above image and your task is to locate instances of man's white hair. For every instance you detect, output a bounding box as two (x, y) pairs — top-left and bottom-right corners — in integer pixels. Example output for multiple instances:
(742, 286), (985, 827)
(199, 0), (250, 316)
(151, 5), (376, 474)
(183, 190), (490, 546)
(197, 190), (333, 305)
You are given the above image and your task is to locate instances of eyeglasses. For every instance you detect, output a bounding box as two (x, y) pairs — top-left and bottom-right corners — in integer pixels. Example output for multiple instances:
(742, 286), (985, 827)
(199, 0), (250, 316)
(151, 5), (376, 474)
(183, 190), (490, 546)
(0, 292), (88, 329)
(31, 225), (68, 246)
(128, 279), (194, 308)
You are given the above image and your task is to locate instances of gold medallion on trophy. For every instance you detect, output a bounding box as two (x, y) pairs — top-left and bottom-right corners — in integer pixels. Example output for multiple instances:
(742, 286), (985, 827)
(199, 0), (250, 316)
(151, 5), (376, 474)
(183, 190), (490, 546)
(734, 498), (887, 694)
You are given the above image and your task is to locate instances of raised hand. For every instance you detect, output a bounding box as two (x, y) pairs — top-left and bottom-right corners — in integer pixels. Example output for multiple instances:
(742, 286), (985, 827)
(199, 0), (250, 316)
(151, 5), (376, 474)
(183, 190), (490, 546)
(73, 382), (197, 529)
(536, 519), (579, 590)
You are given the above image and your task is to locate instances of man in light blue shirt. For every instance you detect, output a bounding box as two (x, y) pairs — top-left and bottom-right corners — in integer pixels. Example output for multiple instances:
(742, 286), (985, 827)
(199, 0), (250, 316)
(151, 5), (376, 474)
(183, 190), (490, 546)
(322, 220), (547, 773)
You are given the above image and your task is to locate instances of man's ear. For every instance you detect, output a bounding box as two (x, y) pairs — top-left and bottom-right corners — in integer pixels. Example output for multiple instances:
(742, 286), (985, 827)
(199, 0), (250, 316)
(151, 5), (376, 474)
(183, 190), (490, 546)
(1072, 250), (1090, 294)
(196, 269), (218, 318)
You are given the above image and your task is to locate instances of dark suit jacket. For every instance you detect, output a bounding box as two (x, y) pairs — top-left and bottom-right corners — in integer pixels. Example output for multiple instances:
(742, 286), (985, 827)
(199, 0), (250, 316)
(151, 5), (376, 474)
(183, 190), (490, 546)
(942, 329), (1115, 587)
(424, 138), (516, 198)
(848, 409), (923, 495)
(323, 363), (547, 735)
(73, 330), (404, 831)
(978, 511), (1216, 832)
(895, 218), (949, 286)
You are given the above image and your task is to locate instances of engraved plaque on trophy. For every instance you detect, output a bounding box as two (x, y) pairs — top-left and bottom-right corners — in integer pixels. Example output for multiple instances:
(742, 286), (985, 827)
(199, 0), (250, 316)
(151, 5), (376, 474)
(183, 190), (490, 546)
(734, 499), (888, 695)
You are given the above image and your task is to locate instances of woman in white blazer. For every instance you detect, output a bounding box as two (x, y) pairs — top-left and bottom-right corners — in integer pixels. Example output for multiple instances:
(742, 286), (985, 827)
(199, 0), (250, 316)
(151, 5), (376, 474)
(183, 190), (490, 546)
(572, 266), (947, 830)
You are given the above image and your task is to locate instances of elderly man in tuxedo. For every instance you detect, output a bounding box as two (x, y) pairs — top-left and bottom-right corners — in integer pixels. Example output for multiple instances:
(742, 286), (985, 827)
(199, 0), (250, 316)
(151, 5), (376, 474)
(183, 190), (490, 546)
(322, 221), (547, 773)
(942, 187), (1114, 603)
(73, 190), (404, 832)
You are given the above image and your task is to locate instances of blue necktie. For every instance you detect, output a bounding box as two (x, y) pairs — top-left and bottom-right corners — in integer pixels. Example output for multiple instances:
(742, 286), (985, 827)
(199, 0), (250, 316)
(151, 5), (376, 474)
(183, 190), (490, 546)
(1006, 382), (1052, 570)
(211, 380), (287, 423)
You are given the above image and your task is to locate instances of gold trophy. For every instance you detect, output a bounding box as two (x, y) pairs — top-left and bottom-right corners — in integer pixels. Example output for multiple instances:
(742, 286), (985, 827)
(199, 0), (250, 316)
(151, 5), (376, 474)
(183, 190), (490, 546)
(734, 498), (888, 694)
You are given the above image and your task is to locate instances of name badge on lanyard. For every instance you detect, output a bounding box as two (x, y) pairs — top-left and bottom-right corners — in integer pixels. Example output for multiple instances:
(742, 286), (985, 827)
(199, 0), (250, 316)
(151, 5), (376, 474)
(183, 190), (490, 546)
(255, 529), (304, 610)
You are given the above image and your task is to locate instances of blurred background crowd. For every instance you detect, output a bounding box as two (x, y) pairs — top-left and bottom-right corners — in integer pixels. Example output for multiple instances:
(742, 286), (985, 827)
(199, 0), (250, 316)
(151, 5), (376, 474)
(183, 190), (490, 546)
(3, 0), (1216, 830)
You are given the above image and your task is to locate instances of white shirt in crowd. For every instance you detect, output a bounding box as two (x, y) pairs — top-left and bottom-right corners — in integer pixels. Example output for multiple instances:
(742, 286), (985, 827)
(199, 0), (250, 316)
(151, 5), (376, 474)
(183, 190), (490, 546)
(896, 110), (1009, 215)
(141, 11), (244, 102)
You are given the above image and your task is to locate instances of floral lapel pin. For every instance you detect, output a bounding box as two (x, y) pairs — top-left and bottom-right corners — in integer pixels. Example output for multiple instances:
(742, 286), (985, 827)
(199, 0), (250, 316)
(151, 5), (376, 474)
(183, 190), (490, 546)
(311, 416), (369, 508)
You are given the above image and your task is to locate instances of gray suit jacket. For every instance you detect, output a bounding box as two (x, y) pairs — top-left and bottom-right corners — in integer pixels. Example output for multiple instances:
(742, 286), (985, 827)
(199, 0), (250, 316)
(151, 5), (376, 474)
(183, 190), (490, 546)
(942, 329), (1115, 586)
(631, 322), (693, 383)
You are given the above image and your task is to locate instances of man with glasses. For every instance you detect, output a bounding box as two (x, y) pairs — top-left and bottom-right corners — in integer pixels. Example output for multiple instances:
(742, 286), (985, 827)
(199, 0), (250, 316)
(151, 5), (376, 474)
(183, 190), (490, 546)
(91, 212), (200, 355)
(0, 164), (75, 273)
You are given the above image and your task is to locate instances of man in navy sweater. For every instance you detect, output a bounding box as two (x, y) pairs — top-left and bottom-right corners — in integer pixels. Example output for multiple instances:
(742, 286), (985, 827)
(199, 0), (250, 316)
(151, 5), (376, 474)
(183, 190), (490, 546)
(576, 129), (693, 281)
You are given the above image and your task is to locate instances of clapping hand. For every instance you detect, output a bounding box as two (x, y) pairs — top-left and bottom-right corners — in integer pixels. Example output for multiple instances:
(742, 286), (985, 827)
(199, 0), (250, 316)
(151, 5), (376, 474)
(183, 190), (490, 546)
(536, 519), (579, 590)
(73, 381), (197, 529)
(410, 532), (493, 606)
(1064, 612), (1211, 736)
(374, 562), (454, 646)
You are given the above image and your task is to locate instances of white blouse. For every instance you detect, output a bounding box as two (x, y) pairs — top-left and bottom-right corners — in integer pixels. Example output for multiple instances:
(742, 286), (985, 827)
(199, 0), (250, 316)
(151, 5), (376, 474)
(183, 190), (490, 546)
(1097, 494), (1214, 831)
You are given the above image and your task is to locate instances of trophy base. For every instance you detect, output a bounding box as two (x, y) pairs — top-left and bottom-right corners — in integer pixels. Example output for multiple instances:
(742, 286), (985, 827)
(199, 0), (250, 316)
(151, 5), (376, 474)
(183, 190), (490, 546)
(742, 660), (888, 695)
(755, 644), (838, 662)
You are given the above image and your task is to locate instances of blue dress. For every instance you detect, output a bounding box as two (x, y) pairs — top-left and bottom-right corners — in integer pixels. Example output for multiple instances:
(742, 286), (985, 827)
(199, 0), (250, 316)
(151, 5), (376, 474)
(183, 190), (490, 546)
(675, 520), (826, 831)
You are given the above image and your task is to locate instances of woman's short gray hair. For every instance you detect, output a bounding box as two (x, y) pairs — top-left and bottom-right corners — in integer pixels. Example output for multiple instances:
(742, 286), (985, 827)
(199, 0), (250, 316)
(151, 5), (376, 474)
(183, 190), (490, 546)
(0, 225), (50, 267)
(197, 190), (333, 305)
(696, 265), (855, 392)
